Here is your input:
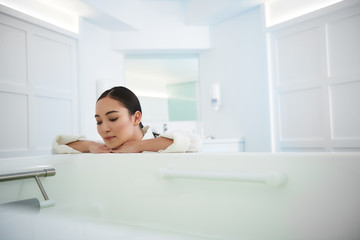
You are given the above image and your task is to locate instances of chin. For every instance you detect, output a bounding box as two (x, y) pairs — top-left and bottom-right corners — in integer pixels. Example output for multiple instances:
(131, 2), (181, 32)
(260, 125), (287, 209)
(107, 144), (118, 149)
(107, 142), (123, 150)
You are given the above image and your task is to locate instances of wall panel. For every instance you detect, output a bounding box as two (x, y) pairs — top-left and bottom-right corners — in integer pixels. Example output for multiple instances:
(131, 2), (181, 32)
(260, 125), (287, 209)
(327, 13), (360, 78)
(0, 22), (27, 87)
(269, 1), (360, 151)
(276, 26), (322, 89)
(279, 88), (324, 141)
(33, 96), (73, 150)
(30, 33), (73, 92)
(0, 7), (78, 157)
(0, 92), (28, 151)
(329, 81), (360, 139)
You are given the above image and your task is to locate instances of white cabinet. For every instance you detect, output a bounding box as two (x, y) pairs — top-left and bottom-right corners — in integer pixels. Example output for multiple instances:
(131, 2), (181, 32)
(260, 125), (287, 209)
(202, 138), (245, 152)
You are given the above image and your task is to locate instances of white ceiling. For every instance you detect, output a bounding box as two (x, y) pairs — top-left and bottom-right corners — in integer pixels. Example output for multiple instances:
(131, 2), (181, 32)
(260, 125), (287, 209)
(33, 0), (266, 30)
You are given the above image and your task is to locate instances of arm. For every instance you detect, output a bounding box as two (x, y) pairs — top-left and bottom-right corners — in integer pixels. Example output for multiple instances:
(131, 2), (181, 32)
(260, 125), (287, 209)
(160, 130), (201, 153)
(52, 135), (110, 154)
(67, 140), (111, 153)
(110, 137), (173, 153)
(111, 130), (201, 153)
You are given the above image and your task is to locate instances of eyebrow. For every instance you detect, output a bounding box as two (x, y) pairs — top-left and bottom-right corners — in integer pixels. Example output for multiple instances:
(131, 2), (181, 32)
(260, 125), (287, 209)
(94, 110), (119, 118)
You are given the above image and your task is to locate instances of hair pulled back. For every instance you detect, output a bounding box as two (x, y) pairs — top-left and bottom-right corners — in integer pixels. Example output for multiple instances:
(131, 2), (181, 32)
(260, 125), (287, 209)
(97, 86), (143, 128)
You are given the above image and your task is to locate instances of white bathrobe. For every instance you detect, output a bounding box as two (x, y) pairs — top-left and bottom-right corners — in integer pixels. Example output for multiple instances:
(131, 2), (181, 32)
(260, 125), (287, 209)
(52, 126), (201, 154)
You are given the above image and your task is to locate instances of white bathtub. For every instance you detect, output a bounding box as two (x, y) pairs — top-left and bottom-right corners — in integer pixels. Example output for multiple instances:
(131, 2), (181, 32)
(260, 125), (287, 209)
(1, 152), (360, 240)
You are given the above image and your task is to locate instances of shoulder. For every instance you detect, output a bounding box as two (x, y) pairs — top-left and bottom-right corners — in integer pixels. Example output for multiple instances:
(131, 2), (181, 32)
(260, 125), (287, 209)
(142, 126), (156, 140)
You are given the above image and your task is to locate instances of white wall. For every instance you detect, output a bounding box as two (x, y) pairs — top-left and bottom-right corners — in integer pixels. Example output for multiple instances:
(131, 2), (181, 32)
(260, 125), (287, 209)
(199, 7), (271, 152)
(78, 18), (125, 140)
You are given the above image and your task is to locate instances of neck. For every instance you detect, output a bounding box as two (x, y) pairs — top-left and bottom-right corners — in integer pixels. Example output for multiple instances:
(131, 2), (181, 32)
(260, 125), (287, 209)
(132, 126), (144, 141)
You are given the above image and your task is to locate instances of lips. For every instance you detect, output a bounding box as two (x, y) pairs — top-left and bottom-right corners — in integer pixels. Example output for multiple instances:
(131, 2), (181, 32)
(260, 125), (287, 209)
(104, 136), (115, 141)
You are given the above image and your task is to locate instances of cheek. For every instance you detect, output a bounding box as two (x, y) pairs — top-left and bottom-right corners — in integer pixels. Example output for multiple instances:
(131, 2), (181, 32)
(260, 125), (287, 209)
(113, 119), (133, 134)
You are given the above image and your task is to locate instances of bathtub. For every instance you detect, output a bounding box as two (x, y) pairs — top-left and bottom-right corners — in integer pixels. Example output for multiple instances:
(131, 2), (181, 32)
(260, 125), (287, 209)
(0, 152), (360, 240)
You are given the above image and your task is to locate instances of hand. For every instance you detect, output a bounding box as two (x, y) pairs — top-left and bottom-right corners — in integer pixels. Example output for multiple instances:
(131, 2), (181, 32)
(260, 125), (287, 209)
(110, 140), (142, 153)
(88, 142), (111, 153)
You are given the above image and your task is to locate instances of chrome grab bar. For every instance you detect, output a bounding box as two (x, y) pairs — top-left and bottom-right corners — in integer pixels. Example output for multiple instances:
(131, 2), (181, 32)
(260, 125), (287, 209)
(159, 168), (288, 187)
(0, 168), (56, 182)
(0, 168), (56, 208)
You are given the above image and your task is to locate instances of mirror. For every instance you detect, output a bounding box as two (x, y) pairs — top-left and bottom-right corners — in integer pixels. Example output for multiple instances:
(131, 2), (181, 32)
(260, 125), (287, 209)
(125, 55), (199, 123)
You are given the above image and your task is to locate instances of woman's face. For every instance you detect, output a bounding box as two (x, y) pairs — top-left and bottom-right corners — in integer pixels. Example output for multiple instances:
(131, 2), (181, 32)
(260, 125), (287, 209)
(95, 96), (141, 149)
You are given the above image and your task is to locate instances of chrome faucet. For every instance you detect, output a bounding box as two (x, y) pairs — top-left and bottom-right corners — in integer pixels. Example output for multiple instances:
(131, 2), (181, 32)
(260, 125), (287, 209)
(163, 123), (168, 134)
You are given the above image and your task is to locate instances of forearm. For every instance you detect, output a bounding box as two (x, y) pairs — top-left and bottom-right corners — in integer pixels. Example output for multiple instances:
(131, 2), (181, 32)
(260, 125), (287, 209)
(67, 140), (111, 153)
(138, 137), (173, 152)
(66, 140), (93, 153)
(111, 137), (173, 153)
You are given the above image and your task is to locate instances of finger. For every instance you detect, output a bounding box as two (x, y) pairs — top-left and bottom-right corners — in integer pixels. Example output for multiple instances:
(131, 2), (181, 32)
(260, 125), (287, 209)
(95, 147), (111, 153)
(102, 148), (112, 153)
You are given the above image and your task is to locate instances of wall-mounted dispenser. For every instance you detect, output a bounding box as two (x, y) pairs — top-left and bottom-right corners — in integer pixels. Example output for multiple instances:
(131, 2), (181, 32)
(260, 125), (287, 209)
(211, 83), (221, 111)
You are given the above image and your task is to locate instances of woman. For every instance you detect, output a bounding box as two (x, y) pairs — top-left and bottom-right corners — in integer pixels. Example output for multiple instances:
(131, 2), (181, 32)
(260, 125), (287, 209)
(52, 86), (200, 153)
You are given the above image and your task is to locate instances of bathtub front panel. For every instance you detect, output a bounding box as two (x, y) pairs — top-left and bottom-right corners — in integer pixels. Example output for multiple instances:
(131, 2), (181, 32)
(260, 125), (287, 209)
(1, 153), (360, 240)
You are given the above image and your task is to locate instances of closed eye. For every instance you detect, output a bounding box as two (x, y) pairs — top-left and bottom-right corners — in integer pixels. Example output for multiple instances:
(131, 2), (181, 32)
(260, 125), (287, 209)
(109, 118), (118, 122)
(96, 121), (102, 125)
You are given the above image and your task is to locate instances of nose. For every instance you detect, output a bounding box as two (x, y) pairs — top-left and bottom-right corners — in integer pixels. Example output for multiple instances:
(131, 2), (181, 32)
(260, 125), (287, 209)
(99, 121), (111, 133)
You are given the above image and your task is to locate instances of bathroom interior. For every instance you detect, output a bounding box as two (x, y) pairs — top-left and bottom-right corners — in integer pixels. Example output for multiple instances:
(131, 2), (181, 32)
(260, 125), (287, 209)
(0, 0), (360, 239)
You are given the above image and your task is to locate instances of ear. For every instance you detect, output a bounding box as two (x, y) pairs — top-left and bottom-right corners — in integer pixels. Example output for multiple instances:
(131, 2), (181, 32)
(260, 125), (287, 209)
(133, 111), (142, 126)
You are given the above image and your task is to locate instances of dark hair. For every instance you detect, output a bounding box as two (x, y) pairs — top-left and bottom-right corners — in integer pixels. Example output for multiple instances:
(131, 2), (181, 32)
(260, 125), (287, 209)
(97, 86), (144, 128)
